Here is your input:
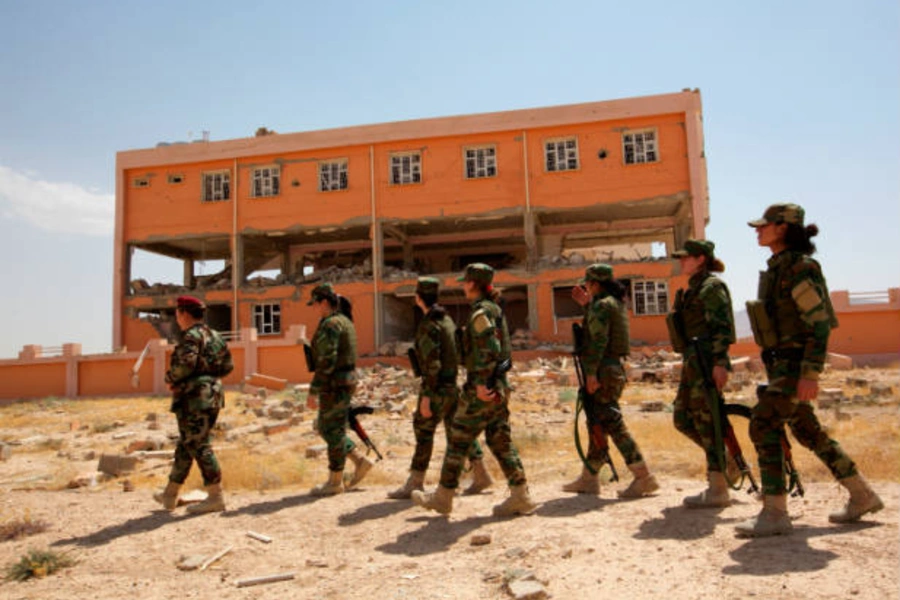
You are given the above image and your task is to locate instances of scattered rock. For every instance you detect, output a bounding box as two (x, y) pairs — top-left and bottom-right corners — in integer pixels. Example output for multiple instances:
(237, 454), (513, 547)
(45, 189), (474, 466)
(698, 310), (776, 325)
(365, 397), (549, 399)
(640, 400), (666, 412)
(267, 406), (294, 420)
(122, 480), (135, 492)
(305, 444), (328, 459)
(177, 554), (207, 571)
(870, 382), (894, 397)
(507, 579), (548, 600)
(0, 443), (11, 461)
(97, 453), (139, 477)
(470, 534), (492, 546)
(263, 422), (292, 436)
(306, 559), (329, 568)
(505, 547), (526, 558)
(177, 489), (208, 506)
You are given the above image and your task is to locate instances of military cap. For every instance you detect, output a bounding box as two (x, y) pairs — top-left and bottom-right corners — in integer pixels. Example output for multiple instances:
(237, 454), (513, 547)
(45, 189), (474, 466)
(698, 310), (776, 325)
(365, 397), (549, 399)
(747, 203), (805, 227)
(456, 263), (494, 284)
(416, 276), (441, 296)
(581, 263), (614, 283)
(671, 239), (716, 259)
(307, 282), (336, 305)
(176, 295), (204, 310)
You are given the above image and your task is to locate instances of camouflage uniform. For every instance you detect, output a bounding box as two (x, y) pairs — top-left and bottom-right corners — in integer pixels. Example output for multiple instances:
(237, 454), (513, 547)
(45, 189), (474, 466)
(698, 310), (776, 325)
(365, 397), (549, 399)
(165, 322), (234, 486)
(309, 301), (358, 473)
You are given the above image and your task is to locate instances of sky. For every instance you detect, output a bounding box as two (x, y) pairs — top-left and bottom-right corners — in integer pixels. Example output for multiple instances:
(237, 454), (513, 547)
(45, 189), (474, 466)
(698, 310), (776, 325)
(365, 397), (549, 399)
(0, 0), (897, 358)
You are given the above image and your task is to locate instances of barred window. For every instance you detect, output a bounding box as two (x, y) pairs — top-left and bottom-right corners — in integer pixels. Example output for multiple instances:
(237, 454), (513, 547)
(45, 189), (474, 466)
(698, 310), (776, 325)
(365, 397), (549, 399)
(545, 137), (579, 172)
(390, 152), (422, 185)
(319, 160), (349, 192)
(632, 280), (669, 316)
(202, 171), (230, 202)
(465, 146), (497, 179)
(253, 303), (281, 335)
(623, 129), (658, 164)
(251, 166), (280, 198)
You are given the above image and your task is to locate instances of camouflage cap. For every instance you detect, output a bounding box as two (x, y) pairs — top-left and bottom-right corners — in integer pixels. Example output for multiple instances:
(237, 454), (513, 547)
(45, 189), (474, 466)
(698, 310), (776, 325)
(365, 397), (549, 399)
(671, 239), (716, 259)
(306, 282), (336, 305)
(416, 276), (441, 296)
(748, 203), (805, 227)
(581, 263), (614, 283)
(176, 295), (205, 310)
(456, 263), (494, 284)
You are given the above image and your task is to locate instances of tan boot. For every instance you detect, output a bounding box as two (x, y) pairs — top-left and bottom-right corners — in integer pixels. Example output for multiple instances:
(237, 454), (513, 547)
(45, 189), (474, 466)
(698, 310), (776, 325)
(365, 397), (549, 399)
(463, 459), (494, 495)
(684, 471), (731, 509)
(411, 485), (454, 515)
(618, 461), (660, 498)
(735, 494), (792, 537)
(310, 471), (344, 497)
(152, 481), (181, 512)
(186, 483), (225, 514)
(829, 474), (884, 523)
(493, 484), (538, 517)
(562, 467), (600, 494)
(387, 470), (426, 500)
(346, 448), (374, 490)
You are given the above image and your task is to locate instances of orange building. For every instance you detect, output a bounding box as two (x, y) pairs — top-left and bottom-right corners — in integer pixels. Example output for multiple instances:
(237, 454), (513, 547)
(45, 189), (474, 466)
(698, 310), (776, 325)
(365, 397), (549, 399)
(114, 90), (709, 356)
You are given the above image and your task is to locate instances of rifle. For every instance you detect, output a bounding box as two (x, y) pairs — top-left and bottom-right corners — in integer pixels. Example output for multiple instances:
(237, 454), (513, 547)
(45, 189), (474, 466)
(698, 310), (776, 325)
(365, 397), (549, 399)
(303, 343), (315, 373)
(756, 384), (805, 497)
(571, 323), (619, 481)
(690, 337), (759, 494)
(486, 357), (512, 396)
(348, 406), (383, 461)
(407, 347), (422, 377)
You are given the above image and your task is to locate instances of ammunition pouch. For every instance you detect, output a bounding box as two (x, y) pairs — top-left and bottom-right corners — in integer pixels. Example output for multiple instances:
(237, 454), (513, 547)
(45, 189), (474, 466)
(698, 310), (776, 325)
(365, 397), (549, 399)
(666, 313), (687, 353)
(746, 300), (778, 349)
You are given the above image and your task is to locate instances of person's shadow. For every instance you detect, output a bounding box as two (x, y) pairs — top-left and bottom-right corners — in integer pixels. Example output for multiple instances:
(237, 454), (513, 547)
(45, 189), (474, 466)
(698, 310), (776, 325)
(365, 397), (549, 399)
(634, 504), (741, 541)
(536, 494), (614, 518)
(375, 514), (493, 557)
(220, 492), (320, 518)
(52, 510), (192, 548)
(338, 499), (416, 526)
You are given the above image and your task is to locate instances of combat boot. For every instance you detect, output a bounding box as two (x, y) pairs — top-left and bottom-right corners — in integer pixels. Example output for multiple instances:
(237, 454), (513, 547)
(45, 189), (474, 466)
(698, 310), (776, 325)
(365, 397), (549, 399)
(346, 448), (374, 489)
(829, 474), (884, 523)
(463, 459), (493, 495)
(310, 471), (344, 496)
(152, 481), (181, 512)
(387, 470), (426, 500)
(493, 484), (538, 517)
(561, 467), (600, 494)
(411, 485), (454, 515)
(684, 471), (731, 509)
(186, 483), (225, 514)
(735, 494), (792, 537)
(618, 461), (660, 498)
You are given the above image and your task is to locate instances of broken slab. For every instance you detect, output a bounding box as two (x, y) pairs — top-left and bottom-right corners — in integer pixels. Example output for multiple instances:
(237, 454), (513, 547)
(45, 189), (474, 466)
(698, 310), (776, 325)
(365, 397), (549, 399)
(507, 580), (548, 600)
(245, 373), (288, 391)
(826, 352), (853, 370)
(97, 453), (139, 477)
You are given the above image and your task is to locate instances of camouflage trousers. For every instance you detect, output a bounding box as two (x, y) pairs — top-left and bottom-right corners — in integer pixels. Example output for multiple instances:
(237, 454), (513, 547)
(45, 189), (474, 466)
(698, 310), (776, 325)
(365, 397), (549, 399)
(316, 385), (356, 472)
(410, 387), (483, 473)
(439, 388), (526, 489)
(170, 406), (221, 486)
(751, 357), (857, 495)
(582, 364), (644, 469)
(672, 354), (719, 472)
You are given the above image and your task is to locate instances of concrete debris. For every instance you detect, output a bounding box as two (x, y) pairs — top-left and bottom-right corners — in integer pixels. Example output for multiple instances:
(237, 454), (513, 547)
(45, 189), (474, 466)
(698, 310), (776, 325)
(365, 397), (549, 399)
(305, 444), (328, 459)
(67, 471), (104, 489)
(511, 329), (540, 350)
(870, 382), (894, 397)
(97, 453), (139, 477)
(506, 580), (548, 600)
(177, 554), (207, 571)
(246, 373), (288, 391)
(378, 341), (414, 357)
(0, 443), (10, 461)
(826, 352), (853, 370)
(640, 400), (666, 412)
(470, 534), (492, 546)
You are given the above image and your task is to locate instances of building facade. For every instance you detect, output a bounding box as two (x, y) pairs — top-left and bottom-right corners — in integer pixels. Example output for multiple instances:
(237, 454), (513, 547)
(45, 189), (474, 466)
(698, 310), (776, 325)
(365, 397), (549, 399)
(114, 90), (709, 357)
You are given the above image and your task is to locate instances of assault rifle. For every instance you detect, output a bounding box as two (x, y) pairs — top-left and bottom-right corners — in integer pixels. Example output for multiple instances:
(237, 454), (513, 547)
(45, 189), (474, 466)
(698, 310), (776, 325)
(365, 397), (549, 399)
(486, 357), (512, 397)
(571, 323), (619, 481)
(348, 406), (383, 461)
(303, 343), (315, 373)
(756, 384), (805, 497)
(690, 337), (759, 494)
(407, 348), (422, 377)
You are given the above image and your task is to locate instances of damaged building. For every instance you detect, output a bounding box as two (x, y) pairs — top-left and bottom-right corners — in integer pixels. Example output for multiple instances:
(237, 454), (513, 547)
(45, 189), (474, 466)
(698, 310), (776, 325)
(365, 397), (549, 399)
(113, 90), (708, 358)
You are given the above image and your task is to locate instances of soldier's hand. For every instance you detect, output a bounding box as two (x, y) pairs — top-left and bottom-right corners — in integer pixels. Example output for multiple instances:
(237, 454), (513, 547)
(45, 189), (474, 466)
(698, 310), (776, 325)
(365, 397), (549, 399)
(420, 397), (432, 418)
(586, 375), (600, 395)
(712, 365), (729, 392)
(307, 394), (319, 410)
(571, 285), (590, 307)
(476, 385), (499, 403)
(797, 378), (818, 402)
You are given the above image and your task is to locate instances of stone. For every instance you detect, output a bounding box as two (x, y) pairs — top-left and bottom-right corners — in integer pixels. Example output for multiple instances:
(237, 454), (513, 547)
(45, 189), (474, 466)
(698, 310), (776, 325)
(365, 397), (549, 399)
(640, 400), (666, 413)
(870, 382), (894, 397)
(0, 443), (11, 461)
(122, 480), (135, 492)
(126, 439), (162, 453)
(470, 534), (492, 546)
(97, 453), (139, 477)
(818, 388), (844, 409)
(177, 489), (208, 506)
(67, 471), (101, 488)
(245, 373), (288, 391)
(147, 421), (161, 430)
(846, 376), (869, 387)
(20, 435), (50, 446)
(267, 407), (294, 420)
(263, 422), (291, 436)
(305, 444), (328, 459)
(177, 554), (207, 571)
(826, 353), (853, 370)
(145, 412), (158, 422)
(82, 450), (96, 461)
(111, 431), (136, 440)
(507, 580), (548, 600)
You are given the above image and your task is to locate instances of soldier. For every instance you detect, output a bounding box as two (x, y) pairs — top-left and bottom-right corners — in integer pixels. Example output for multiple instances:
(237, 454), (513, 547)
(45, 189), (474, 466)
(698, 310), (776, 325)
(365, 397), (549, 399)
(737, 203), (883, 537)
(412, 263), (537, 516)
(153, 295), (234, 514)
(563, 264), (659, 498)
(667, 240), (736, 507)
(305, 283), (374, 496)
(388, 276), (492, 499)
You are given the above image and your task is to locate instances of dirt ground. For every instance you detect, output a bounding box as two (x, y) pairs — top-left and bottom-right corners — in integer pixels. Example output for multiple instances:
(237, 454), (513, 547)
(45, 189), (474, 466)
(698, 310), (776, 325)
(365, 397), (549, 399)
(0, 367), (898, 599)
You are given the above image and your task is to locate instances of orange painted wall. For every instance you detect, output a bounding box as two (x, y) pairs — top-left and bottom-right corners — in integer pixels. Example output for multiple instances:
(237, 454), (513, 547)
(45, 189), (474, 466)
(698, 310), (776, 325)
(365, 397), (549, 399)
(257, 345), (311, 383)
(829, 311), (900, 356)
(0, 362), (67, 400)
(79, 357), (153, 397)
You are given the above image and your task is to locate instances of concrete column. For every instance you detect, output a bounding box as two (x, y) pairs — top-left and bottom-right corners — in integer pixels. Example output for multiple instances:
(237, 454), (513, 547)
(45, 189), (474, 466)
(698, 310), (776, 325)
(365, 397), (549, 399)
(183, 258), (194, 288)
(241, 327), (258, 378)
(63, 343), (82, 398)
(150, 339), (169, 396)
(527, 283), (539, 332)
(18, 345), (42, 360)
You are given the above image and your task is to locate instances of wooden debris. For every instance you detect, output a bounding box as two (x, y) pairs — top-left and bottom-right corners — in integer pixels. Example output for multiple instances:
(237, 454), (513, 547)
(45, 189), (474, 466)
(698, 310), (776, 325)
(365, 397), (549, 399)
(199, 545), (233, 571)
(235, 572), (296, 588)
(246, 531), (272, 543)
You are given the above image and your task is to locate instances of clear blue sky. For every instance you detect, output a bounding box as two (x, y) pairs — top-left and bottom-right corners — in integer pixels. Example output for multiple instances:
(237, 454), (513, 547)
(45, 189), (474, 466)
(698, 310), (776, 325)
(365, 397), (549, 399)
(0, 0), (897, 358)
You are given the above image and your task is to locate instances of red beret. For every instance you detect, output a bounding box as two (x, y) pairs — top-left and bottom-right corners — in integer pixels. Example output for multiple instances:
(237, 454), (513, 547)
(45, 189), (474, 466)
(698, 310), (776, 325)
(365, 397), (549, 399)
(176, 295), (204, 310)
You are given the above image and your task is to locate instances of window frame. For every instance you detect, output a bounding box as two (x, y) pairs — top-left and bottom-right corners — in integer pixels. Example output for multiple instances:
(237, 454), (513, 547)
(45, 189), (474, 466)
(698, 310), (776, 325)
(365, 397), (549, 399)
(622, 128), (659, 165)
(631, 279), (669, 316)
(463, 145), (498, 179)
(252, 302), (282, 335)
(318, 159), (349, 192)
(250, 165), (281, 198)
(544, 136), (580, 173)
(132, 176), (150, 188)
(389, 151), (423, 186)
(201, 170), (231, 203)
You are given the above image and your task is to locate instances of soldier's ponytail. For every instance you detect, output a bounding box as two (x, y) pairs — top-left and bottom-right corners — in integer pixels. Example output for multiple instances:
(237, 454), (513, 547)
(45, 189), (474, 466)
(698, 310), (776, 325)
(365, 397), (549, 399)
(337, 295), (354, 321)
(784, 222), (818, 255)
(601, 279), (627, 301)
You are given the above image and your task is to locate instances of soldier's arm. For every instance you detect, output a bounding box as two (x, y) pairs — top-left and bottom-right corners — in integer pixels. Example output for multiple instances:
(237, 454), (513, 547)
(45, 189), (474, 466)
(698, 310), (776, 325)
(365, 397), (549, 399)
(791, 262), (832, 380)
(468, 311), (500, 386)
(699, 280), (735, 370)
(581, 304), (609, 377)
(309, 322), (340, 395)
(165, 331), (200, 385)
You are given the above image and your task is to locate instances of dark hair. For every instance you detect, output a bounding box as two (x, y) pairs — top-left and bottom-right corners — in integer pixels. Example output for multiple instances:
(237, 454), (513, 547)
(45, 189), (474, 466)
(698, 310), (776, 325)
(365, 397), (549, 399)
(473, 282), (502, 303)
(177, 305), (204, 320)
(337, 295), (353, 321)
(600, 279), (627, 301)
(784, 223), (819, 255)
(702, 256), (726, 273)
(417, 291), (438, 308)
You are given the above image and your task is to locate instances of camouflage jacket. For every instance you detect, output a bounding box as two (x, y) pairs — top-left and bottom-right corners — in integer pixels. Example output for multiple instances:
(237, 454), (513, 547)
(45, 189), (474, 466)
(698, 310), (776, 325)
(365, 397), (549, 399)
(672, 271), (735, 369)
(309, 311), (357, 395)
(760, 250), (838, 379)
(165, 323), (233, 411)
(461, 297), (511, 389)
(415, 305), (458, 397)
(580, 292), (629, 378)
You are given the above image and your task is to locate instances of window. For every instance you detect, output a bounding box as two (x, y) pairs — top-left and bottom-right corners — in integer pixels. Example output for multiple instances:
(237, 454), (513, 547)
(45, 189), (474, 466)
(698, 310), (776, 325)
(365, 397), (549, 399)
(632, 280), (669, 316)
(253, 303), (281, 335)
(132, 177), (150, 188)
(390, 152), (422, 185)
(167, 173), (184, 184)
(464, 146), (497, 179)
(545, 137), (579, 172)
(251, 166), (280, 198)
(319, 160), (348, 191)
(202, 171), (230, 202)
(623, 129), (658, 164)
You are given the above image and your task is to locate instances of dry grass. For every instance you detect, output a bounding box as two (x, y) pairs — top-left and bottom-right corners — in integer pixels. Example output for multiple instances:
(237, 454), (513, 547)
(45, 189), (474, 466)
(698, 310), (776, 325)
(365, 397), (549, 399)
(0, 512), (50, 542)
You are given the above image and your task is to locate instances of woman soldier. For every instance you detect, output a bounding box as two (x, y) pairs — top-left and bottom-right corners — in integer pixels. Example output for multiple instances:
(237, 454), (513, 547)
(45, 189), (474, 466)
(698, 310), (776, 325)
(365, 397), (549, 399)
(667, 239), (736, 507)
(388, 276), (492, 499)
(412, 263), (536, 516)
(738, 203), (883, 537)
(305, 283), (374, 496)
(564, 264), (659, 498)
